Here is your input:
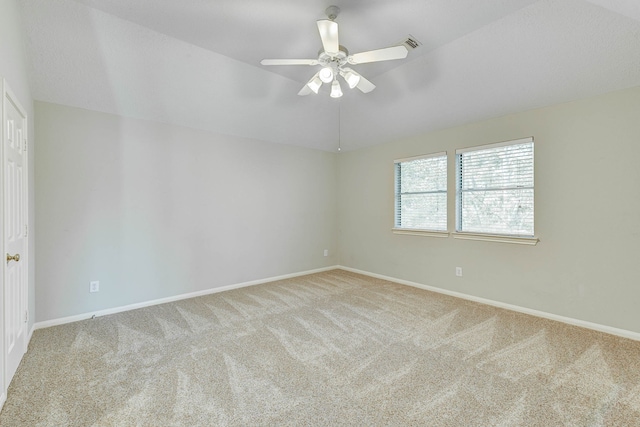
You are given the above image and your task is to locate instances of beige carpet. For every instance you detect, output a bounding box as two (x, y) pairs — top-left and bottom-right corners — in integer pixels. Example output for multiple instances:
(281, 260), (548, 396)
(2, 270), (640, 426)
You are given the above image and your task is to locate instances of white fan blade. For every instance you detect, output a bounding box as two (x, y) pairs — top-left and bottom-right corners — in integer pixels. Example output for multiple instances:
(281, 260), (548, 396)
(317, 19), (339, 55)
(356, 74), (376, 93)
(298, 85), (313, 96)
(261, 59), (319, 66)
(348, 45), (408, 65)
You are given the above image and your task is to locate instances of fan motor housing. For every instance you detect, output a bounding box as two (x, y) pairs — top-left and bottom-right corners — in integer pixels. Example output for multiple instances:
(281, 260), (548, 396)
(318, 45), (349, 67)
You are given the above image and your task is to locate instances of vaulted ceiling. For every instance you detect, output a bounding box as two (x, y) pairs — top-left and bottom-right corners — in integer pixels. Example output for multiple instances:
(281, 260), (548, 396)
(18, 0), (640, 151)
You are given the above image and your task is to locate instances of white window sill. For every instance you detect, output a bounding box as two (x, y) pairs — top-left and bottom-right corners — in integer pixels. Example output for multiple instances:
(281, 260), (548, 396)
(392, 228), (449, 238)
(452, 232), (539, 245)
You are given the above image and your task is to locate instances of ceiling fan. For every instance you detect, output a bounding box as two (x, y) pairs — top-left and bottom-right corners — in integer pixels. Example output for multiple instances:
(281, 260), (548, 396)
(260, 5), (409, 98)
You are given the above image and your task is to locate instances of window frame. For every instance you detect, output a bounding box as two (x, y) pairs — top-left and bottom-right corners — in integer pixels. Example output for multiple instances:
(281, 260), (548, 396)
(454, 137), (538, 244)
(393, 151), (449, 237)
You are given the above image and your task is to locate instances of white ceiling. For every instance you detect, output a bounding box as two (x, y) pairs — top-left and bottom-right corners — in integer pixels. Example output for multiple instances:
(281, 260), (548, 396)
(18, 0), (640, 151)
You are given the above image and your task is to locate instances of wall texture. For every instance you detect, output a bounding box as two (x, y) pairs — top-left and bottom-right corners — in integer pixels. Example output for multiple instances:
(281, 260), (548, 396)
(0, 0), (35, 334)
(338, 86), (640, 333)
(35, 102), (337, 322)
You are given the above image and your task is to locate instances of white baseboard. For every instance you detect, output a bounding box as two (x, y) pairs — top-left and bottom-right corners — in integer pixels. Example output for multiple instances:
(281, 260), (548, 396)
(27, 323), (35, 344)
(338, 265), (640, 342)
(33, 264), (640, 342)
(0, 391), (5, 413)
(34, 265), (339, 330)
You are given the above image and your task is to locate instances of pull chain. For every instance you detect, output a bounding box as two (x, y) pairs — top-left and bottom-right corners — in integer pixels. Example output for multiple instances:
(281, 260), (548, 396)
(338, 102), (342, 152)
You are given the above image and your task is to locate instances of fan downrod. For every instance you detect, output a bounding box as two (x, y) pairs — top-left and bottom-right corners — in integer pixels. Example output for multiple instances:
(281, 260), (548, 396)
(325, 5), (340, 20)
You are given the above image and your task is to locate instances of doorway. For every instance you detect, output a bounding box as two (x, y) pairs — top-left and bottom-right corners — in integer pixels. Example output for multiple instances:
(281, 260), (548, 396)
(1, 79), (29, 406)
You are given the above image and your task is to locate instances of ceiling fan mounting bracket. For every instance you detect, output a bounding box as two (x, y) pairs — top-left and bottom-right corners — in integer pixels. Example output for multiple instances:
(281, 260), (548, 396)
(325, 5), (340, 21)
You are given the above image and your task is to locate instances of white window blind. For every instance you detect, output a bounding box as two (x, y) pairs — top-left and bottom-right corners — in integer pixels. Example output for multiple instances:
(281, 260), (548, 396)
(456, 138), (534, 236)
(395, 153), (447, 231)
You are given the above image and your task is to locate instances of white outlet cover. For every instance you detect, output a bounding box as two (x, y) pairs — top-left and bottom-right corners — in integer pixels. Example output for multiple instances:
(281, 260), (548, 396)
(455, 267), (463, 277)
(90, 281), (100, 292)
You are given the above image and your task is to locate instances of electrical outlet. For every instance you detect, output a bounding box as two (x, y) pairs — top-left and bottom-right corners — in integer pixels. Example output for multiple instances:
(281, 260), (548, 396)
(455, 267), (463, 277)
(90, 281), (100, 293)
(324, 249), (329, 257)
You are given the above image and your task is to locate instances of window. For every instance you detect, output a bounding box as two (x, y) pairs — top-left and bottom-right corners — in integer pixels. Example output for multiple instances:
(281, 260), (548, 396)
(394, 152), (447, 231)
(456, 137), (534, 236)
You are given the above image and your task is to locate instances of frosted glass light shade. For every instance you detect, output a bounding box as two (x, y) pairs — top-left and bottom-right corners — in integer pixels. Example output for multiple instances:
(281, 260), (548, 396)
(307, 76), (323, 94)
(330, 80), (343, 98)
(319, 67), (334, 83)
(343, 70), (360, 89)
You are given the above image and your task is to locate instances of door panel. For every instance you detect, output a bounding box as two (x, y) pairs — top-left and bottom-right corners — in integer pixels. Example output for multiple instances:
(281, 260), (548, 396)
(3, 81), (28, 389)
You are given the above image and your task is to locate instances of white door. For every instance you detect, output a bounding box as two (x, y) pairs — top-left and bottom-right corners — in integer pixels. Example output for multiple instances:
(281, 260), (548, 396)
(3, 80), (28, 391)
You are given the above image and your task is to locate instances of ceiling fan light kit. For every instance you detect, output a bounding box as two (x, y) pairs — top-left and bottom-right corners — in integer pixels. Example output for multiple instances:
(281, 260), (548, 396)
(260, 5), (409, 98)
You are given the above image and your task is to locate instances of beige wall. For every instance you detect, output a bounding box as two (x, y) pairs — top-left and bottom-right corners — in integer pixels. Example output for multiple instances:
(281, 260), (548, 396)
(30, 78), (640, 333)
(35, 102), (338, 322)
(338, 86), (640, 333)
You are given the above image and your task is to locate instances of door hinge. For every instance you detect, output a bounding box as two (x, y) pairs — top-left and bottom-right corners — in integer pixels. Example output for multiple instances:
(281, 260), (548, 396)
(25, 310), (29, 323)
(24, 224), (28, 237)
